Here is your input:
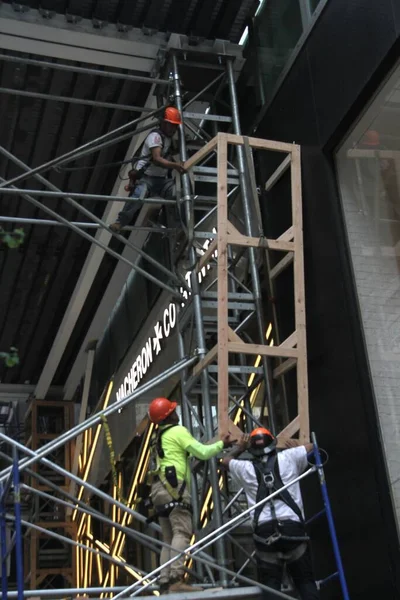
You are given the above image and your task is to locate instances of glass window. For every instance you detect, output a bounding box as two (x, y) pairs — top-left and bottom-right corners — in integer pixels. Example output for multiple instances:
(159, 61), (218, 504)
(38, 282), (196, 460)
(252, 0), (324, 102)
(336, 62), (400, 526)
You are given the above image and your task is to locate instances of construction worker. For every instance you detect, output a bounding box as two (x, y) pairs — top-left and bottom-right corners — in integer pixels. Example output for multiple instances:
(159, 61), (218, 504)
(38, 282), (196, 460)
(110, 106), (185, 233)
(221, 428), (319, 600)
(147, 397), (234, 594)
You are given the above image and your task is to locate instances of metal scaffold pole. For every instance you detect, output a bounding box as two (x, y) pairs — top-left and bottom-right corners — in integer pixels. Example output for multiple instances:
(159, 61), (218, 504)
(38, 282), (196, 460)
(0, 356), (198, 479)
(225, 59), (277, 434)
(171, 53), (228, 584)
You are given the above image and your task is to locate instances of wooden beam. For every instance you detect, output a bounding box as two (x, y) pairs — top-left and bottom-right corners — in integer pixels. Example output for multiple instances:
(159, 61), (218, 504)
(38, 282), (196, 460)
(273, 357), (297, 378)
(265, 154), (291, 191)
(291, 145), (309, 442)
(228, 327), (242, 343)
(184, 136), (218, 171)
(280, 331), (297, 348)
(228, 341), (298, 358)
(270, 252), (294, 279)
(227, 231), (295, 252)
(196, 238), (218, 273)
(228, 418), (244, 440)
(217, 134), (230, 435)
(278, 225), (294, 242)
(192, 345), (218, 377)
(225, 133), (295, 154)
(276, 416), (300, 441)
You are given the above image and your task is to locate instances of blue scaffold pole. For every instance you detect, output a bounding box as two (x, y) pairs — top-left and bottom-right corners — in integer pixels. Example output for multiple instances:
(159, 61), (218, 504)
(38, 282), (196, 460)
(311, 432), (350, 600)
(12, 447), (24, 600)
(0, 482), (8, 600)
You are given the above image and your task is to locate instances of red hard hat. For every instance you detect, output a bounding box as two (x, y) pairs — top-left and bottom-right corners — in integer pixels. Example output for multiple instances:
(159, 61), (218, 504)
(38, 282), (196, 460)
(148, 397), (177, 424)
(361, 130), (380, 147)
(164, 106), (182, 125)
(250, 427), (275, 448)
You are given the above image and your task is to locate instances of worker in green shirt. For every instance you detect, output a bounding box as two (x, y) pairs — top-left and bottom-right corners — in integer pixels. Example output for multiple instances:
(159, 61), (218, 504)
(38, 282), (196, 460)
(147, 396), (234, 594)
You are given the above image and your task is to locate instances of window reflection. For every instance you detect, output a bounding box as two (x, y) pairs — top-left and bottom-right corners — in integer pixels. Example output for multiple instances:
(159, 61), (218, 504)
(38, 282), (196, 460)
(337, 63), (400, 526)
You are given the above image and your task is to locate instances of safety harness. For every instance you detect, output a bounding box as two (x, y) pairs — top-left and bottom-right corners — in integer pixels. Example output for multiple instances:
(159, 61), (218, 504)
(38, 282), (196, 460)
(148, 424), (192, 522)
(252, 453), (309, 548)
(126, 128), (171, 191)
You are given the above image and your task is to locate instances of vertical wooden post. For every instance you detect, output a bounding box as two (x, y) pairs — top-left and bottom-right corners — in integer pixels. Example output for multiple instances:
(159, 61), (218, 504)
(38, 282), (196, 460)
(291, 145), (309, 442)
(217, 133), (229, 435)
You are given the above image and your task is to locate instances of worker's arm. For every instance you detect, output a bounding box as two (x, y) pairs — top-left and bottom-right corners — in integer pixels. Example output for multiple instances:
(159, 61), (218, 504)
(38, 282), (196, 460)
(185, 433), (235, 461)
(151, 147), (186, 173)
(284, 439), (313, 453)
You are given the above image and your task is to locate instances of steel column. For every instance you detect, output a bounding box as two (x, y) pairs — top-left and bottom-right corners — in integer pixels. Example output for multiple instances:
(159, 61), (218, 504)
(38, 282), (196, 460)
(12, 448), (24, 600)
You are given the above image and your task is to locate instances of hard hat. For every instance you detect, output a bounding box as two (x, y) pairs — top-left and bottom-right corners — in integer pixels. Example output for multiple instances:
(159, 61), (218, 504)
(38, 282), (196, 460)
(249, 427), (276, 455)
(361, 130), (380, 147)
(148, 397), (177, 424)
(164, 106), (182, 125)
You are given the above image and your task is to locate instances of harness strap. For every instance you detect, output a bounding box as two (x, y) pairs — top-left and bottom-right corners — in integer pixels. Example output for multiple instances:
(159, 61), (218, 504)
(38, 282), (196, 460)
(256, 542), (308, 565)
(252, 454), (304, 529)
(151, 424), (188, 502)
(133, 128), (170, 174)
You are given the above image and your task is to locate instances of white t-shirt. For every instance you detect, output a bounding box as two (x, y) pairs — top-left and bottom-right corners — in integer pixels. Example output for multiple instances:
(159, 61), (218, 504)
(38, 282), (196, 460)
(135, 130), (172, 178)
(229, 447), (308, 525)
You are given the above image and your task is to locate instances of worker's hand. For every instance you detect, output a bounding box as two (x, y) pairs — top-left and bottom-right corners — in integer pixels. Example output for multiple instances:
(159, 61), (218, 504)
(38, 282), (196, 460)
(220, 433), (237, 448)
(174, 161), (186, 174)
(237, 433), (250, 451)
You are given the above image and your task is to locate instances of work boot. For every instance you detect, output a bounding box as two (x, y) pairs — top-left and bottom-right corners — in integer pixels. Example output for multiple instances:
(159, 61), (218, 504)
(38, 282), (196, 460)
(168, 578), (203, 593)
(158, 581), (169, 595)
(109, 222), (123, 233)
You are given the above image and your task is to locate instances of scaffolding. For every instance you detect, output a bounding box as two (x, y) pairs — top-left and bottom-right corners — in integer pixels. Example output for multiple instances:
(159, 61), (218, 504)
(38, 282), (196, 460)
(0, 36), (350, 600)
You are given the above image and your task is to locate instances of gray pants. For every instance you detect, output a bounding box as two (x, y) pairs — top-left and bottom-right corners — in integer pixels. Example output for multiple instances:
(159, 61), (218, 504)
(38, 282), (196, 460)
(151, 480), (192, 584)
(116, 175), (175, 227)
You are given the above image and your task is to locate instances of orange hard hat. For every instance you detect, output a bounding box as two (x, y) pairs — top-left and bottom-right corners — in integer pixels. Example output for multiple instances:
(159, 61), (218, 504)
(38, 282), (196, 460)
(361, 130), (380, 147)
(148, 397), (177, 424)
(164, 106), (182, 125)
(250, 427), (275, 448)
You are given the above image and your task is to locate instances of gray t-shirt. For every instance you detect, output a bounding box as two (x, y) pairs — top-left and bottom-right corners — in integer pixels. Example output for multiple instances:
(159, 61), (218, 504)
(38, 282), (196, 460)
(135, 130), (172, 178)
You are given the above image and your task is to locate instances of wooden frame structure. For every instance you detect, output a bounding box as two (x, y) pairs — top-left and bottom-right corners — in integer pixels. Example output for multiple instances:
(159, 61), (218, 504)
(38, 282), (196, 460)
(184, 132), (309, 442)
(24, 398), (76, 589)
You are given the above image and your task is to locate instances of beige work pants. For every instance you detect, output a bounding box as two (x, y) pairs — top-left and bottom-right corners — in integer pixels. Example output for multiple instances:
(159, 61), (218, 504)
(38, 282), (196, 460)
(151, 480), (192, 583)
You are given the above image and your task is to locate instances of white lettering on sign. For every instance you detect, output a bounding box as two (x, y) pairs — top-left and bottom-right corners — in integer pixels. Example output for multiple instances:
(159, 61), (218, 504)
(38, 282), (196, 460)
(115, 302), (177, 403)
(115, 229), (217, 403)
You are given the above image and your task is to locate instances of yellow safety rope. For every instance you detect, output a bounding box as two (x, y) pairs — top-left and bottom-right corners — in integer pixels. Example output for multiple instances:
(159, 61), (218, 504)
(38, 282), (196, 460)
(100, 415), (128, 506)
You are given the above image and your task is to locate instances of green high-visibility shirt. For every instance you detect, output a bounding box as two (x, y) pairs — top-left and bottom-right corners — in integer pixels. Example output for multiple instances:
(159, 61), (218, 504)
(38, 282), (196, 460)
(158, 425), (224, 485)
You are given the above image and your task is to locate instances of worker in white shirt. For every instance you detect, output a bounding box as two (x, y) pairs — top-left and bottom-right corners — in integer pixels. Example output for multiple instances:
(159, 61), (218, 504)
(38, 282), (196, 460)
(221, 427), (319, 600)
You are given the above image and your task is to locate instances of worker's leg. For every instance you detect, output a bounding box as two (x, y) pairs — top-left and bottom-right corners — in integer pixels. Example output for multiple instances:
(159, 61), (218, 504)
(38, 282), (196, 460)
(256, 553), (284, 596)
(168, 504), (192, 581)
(287, 545), (319, 600)
(161, 178), (176, 200)
(112, 180), (150, 229)
(158, 516), (173, 586)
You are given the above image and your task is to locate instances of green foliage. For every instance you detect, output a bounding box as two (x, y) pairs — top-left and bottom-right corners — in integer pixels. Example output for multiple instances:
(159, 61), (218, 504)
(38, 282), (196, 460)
(0, 227), (25, 249)
(0, 347), (19, 368)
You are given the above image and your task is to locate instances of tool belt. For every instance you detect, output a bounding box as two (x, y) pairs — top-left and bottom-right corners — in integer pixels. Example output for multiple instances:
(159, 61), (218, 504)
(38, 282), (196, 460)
(146, 500), (192, 523)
